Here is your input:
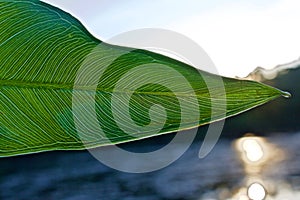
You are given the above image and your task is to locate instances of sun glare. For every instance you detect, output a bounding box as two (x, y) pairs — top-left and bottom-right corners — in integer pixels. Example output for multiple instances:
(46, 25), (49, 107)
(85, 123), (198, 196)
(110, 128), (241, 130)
(248, 183), (266, 200)
(242, 139), (264, 162)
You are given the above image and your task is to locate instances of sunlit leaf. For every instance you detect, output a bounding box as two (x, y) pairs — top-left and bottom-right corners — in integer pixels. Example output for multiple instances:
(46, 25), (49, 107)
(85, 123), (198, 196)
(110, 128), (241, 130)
(0, 0), (287, 157)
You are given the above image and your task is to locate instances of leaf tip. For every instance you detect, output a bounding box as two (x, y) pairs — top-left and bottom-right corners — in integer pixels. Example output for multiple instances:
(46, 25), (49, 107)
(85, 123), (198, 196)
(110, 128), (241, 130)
(280, 90), (292, 98)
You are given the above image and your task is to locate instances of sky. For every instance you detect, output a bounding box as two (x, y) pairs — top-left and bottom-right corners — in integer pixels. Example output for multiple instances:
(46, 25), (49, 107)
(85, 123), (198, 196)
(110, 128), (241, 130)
(44, 0), (300, 78)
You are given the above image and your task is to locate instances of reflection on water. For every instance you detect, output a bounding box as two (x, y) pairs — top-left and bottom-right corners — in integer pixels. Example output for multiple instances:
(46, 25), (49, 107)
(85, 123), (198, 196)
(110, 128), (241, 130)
(242, 139), (264, 162)
(229, 134), (296, 200)
(247, 183), (266, 200)
(1, 132), (300, 199)
(234, 134), (285, 174)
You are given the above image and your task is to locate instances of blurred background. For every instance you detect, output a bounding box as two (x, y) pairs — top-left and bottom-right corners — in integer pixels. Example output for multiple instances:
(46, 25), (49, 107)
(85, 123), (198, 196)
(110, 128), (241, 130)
(1, 0), (300, 199)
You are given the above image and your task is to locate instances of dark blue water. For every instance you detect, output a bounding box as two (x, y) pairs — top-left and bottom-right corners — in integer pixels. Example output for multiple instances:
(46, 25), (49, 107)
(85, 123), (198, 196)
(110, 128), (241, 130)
(1, 132), (299, 200)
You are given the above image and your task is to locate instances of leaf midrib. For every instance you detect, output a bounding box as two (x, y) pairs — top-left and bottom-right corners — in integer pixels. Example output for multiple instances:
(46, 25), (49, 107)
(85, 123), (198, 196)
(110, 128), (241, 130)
(0, 79), (204, 97)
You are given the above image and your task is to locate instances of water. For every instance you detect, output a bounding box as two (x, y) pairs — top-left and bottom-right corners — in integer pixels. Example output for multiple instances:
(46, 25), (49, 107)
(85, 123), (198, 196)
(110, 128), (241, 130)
(281, 90), (292, 98)
(0, 132), (300, 200)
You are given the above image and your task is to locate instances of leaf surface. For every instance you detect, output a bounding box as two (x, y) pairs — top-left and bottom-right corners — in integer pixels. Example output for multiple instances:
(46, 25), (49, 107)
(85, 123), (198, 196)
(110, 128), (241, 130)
(0, 0), (286, 156)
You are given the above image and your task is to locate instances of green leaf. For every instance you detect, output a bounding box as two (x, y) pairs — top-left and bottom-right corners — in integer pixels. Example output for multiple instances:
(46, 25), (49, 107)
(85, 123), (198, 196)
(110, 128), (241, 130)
(0, 0), (287, 157)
